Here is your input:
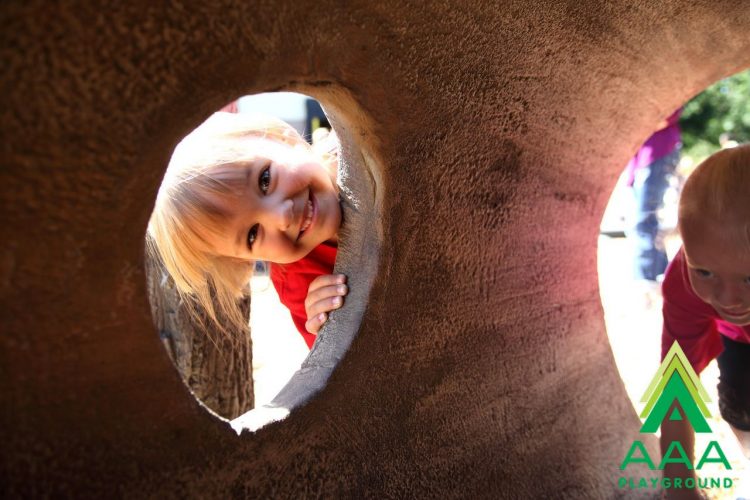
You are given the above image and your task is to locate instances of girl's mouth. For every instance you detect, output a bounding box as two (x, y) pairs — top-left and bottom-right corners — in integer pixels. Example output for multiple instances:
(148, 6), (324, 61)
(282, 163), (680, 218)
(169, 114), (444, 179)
(298, 190), (316, 239)
(719, 308), (750, 319)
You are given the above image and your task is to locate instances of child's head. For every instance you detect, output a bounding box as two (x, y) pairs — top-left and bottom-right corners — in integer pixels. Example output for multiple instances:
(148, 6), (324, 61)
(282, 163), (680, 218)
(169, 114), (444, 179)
(678, 144), (750, 326)
(147, 112), (341, 330)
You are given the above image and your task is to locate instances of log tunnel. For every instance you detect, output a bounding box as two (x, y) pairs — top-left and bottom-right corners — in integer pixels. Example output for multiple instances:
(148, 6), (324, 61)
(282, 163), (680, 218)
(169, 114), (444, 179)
(2, 1), (750, 497)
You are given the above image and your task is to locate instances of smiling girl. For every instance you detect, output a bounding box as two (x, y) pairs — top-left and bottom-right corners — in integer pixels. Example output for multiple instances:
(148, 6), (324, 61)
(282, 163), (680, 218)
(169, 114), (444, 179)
(659, 144), (750, 498)
(147, 112), (347, 349)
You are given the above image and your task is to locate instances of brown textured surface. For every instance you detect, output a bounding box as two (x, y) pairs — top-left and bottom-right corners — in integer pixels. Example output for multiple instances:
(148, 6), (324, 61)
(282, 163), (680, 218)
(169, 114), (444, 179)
(2, 0), (750, 497)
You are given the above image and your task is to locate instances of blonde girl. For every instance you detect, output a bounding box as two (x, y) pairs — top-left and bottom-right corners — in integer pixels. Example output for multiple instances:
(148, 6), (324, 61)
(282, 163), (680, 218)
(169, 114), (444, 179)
(148, 112), (347, 347)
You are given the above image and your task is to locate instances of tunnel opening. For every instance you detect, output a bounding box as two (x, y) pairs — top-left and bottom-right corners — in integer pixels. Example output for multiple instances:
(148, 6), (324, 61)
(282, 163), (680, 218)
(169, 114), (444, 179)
(146, 90), (380, 431)
(598, 68), (750, 496)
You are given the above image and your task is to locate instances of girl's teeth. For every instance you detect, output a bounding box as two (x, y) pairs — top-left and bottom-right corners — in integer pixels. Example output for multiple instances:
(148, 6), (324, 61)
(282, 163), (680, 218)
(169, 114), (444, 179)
(301, 200), (313, 232)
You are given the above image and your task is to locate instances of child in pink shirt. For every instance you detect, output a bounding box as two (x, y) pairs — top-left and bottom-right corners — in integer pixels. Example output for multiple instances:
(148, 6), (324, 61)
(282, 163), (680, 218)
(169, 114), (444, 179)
(660, 144), (750, 497)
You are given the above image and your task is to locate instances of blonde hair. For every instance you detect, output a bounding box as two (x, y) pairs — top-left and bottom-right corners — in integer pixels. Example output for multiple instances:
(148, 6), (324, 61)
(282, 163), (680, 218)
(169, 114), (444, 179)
(678, 143), (750, 251)
(147, 112), (312, 336)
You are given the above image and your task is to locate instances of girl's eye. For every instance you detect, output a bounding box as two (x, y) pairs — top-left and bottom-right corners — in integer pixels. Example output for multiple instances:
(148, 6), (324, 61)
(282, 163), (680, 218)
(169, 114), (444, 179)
(247, 224), (259, 250)
(693, 268), (713, 278)
(259, 166), (271, 194)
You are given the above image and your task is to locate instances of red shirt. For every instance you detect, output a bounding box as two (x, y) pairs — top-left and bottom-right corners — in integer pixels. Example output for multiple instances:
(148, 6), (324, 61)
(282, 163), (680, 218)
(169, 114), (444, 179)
(270, 242), (338, 349)
(661, 247), (750, 373)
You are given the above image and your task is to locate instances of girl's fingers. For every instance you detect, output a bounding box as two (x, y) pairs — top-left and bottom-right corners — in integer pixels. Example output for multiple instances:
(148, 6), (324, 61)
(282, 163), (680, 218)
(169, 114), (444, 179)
(305, 283), (348, 311)
(304, 274), (347, 334)
(305, 312), (327, 335)
(308, 273), (346, 292)
(306, 294), (345, 320)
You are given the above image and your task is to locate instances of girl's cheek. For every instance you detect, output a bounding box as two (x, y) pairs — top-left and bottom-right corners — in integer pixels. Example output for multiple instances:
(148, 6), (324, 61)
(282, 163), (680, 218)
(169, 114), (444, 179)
(702, 287), (718, 305)
(688, 277), (711, 304)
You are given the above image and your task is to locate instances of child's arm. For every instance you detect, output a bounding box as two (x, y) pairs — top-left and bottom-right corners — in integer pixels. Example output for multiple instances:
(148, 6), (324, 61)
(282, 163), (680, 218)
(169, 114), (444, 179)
(659, 250), (712, 499)
(660, 417), (704, 499)
(304, 274), (347, 335)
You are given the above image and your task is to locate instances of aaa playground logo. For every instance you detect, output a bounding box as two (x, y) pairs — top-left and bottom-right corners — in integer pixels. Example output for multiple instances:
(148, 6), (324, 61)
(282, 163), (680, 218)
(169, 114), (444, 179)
(618, 342), (733, 492)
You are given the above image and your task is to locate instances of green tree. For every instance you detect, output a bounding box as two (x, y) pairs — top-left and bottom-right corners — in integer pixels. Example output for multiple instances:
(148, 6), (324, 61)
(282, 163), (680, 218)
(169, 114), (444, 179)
(680, 69), (750, 161)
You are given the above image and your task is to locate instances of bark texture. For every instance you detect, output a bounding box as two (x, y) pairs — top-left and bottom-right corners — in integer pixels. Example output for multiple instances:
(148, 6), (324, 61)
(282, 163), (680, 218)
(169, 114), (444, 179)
(145, 240), (253, 420)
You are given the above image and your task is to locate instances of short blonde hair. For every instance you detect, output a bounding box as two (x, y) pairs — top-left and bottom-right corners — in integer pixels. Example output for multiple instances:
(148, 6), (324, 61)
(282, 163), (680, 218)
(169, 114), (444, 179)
(678, 143), (750, 251)
(147, 112), (311, 336)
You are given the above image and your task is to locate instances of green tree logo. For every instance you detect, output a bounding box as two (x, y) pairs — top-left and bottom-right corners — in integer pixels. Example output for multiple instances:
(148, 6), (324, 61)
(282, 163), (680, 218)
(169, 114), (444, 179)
(620, 342), (732, 471)
(639, 342), (712, 434)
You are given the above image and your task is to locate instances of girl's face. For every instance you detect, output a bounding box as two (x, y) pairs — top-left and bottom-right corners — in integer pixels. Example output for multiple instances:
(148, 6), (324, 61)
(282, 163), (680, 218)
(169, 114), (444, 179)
(202, 137), (341, 264)
(682, 219), (750, 326)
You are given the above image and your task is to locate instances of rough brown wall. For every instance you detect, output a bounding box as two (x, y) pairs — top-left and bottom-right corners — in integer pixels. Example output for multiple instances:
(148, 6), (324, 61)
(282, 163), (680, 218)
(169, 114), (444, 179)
(2, 1), (749, 497)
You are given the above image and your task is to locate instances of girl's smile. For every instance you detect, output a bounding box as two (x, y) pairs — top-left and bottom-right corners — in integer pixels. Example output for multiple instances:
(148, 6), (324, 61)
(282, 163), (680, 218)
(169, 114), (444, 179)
(298, 190), (316, 238)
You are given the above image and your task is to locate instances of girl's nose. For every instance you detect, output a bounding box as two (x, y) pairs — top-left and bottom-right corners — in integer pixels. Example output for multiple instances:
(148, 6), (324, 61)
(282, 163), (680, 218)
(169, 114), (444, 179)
(715, 282), (743, 308)
(271, 198), (294, 231)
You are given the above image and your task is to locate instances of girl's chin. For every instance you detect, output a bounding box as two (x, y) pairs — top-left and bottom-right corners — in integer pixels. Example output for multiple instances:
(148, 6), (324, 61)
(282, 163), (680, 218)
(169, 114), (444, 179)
(718, 312), (750, 326)
(723, 317), (750, 326)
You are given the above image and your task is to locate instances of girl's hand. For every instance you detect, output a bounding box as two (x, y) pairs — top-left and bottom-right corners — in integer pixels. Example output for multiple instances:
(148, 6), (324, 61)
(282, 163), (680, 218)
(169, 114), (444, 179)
(304, 274), (347, 335)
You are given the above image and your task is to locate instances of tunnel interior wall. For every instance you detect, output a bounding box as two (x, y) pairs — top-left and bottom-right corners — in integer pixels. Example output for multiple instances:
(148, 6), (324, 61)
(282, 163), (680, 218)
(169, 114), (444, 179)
(2, 0), (750, 497)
